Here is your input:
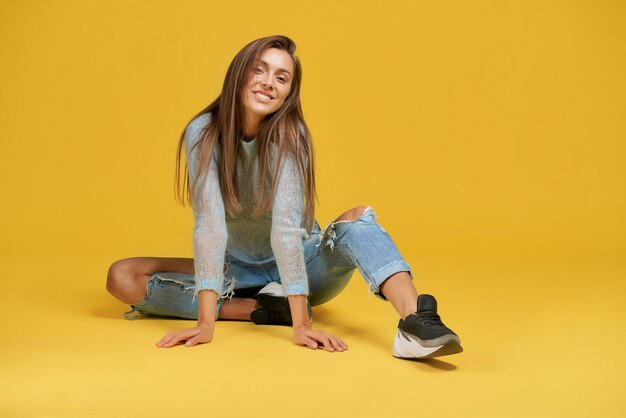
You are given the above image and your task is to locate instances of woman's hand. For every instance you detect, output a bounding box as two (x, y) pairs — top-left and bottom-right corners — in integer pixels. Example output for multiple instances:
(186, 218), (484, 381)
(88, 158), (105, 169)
(293, 325), (348, 352)
(156, 290), (218, 348)
(156, 323), (214, 348)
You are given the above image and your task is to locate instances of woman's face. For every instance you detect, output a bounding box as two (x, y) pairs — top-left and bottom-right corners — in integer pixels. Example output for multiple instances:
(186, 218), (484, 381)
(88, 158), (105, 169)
(241, 47), (294, 123)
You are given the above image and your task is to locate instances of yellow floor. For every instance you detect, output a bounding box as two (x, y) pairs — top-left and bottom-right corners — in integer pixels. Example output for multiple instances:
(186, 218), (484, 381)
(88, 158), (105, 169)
(2, 255), (624, 417)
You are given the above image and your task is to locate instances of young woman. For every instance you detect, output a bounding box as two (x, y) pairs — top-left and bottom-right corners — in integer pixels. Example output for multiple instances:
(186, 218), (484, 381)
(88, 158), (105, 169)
(106, 35), (463, 359)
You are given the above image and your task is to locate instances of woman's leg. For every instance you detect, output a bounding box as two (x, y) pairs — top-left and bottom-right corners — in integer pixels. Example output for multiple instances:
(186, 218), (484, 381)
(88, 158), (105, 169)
(308, 206), (419, 319)
(106, 257), (194, 304)
(106, 257), (260, 320)
(305, 206), (415, 312)
(378, 272), (418, 320)
(306, 206), (462, 358)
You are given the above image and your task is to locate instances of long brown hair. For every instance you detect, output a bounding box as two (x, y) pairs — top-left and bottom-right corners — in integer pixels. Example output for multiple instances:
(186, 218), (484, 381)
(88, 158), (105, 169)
(174, 35), (317, 233)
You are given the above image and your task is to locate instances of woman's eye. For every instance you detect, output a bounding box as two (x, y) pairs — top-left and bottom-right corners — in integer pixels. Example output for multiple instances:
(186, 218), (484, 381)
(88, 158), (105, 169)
(277, 77), (286, 83)
(254, 67), (263, 73)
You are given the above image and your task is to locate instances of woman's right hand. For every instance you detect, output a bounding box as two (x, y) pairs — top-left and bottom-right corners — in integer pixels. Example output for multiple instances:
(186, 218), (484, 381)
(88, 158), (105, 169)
(293, 325), (348, 352)
(156, 323), (215, 348)
(155, 290), (218, 348)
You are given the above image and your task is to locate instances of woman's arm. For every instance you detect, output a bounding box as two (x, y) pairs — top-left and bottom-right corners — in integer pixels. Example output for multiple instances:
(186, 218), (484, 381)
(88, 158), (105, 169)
(157, 114), (227, 348)
(270, 153), (347, 352)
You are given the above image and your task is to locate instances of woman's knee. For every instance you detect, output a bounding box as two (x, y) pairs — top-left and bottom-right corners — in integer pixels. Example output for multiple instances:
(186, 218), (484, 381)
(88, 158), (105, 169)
(333, 205), (369, 222)
(106, 259), (131, 289)
(106, 258), (147, 304)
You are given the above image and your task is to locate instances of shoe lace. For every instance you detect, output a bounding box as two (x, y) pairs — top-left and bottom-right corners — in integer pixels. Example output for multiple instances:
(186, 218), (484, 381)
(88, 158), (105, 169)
(419, 311), (444, 327)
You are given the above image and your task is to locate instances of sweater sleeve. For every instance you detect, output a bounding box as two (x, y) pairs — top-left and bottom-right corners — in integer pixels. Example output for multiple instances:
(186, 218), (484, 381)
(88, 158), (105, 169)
(270, 152), (309, 296)
(184, 115), (228, 300)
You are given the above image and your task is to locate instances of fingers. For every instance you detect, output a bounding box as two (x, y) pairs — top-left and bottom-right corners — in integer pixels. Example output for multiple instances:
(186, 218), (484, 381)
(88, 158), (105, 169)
(306, 330), (348, 352)
(294, 332), (318, 350)
(321, 334), (347, 352)
(304, 337), (318, 350)
(156, 331), (182, 348)
(319, 334), (334, 352)
(186, 336), (199, 347)
(333, 336), (348, 351)
(156, 331), (174, 348)
(186, 332), (212, 347)
(156, 329), (197, 348)
(328, 335), (348, 352)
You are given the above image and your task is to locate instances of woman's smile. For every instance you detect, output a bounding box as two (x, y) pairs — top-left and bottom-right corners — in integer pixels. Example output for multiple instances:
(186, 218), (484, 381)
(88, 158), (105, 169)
(252, 90), (272, 103)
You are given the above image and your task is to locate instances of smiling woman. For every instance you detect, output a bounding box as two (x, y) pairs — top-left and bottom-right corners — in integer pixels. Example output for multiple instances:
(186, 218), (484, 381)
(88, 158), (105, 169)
(242, 48), (295, 137)
(106, 34), (462, 360)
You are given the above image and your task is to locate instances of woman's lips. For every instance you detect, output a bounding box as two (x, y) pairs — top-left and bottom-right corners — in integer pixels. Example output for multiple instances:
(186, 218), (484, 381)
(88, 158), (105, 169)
(252, 90), (272, 103)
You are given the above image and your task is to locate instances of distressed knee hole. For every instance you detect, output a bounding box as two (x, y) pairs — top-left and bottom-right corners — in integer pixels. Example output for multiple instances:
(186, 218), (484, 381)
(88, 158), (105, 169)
(333, 205), (369, 223)
(153, 275), (195, 292)
(316, 206), (378, 252)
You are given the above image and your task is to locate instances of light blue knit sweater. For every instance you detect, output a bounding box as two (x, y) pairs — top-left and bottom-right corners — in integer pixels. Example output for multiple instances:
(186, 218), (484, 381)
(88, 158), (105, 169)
(184, 112), (310, 299)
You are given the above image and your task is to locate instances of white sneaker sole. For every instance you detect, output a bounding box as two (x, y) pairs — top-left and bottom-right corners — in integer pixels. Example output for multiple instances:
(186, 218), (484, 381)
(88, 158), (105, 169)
(392, 329), (463, 359)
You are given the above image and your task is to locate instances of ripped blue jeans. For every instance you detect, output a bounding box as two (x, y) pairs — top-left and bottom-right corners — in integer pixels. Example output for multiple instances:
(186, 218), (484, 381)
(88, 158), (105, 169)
(124, 206), (413, 320)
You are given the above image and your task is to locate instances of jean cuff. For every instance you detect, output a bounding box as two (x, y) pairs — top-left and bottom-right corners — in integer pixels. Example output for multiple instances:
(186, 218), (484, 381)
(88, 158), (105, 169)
(368, 261), (413, 301)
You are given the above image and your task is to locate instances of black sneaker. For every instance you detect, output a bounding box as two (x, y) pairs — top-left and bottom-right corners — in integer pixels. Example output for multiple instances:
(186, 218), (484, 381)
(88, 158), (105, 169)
(250, 282), (313, 326)
(393, 294), (463, 359)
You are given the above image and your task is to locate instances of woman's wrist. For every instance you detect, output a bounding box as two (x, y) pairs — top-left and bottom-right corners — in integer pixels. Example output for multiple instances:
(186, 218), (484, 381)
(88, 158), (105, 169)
(293, 324), (312, 335)
(287, 295), (312, 331)
(197, 289), (219, 325)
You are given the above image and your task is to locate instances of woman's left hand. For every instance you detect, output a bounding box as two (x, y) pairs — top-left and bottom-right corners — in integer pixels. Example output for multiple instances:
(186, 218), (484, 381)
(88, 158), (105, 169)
(293, 325), (348, 352)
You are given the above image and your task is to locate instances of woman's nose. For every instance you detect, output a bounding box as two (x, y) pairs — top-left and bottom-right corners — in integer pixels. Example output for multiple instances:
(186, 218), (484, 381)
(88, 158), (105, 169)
(261, 78), (273, 90)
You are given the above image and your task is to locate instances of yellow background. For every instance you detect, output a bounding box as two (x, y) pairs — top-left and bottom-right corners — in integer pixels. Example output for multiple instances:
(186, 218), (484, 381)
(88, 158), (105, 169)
(1, 0), (625, 417)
